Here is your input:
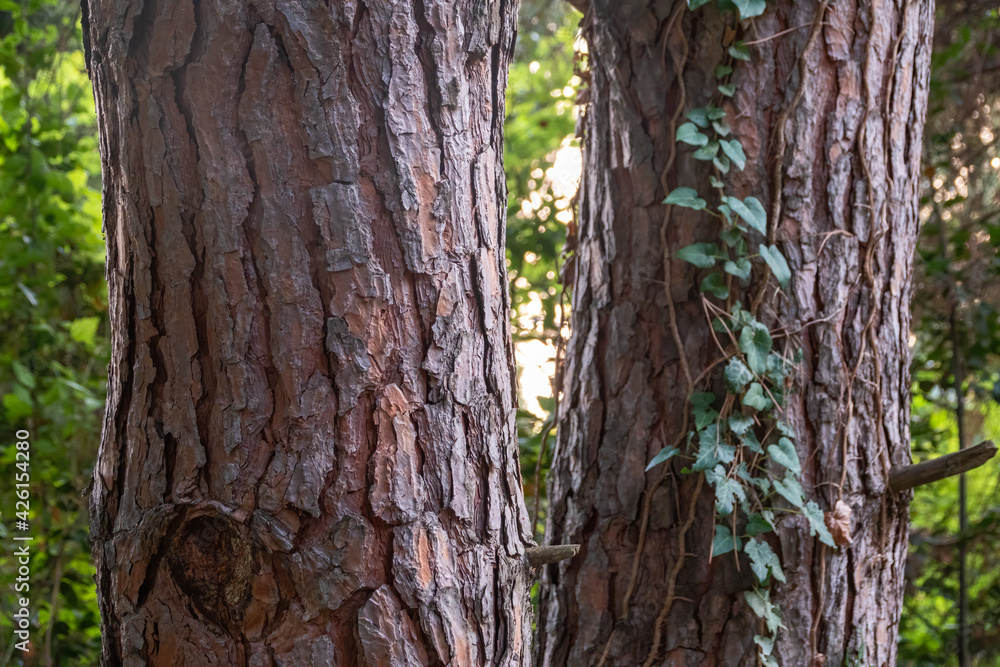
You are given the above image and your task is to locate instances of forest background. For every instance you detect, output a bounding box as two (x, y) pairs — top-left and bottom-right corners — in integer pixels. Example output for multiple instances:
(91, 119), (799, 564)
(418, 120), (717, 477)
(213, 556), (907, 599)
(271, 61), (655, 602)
(0, 0), (998, 664)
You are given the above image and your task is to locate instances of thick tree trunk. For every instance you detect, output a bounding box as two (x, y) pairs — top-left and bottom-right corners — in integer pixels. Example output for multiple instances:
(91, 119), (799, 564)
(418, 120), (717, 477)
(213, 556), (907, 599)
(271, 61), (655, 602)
(83, 1), (532, 664)
(539, 1), (931, 665)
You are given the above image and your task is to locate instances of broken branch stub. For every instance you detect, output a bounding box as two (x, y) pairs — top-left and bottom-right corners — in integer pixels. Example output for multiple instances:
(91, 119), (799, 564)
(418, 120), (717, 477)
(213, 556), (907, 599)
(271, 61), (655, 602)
(525, 544), (581, 568)
(889, 441), (997, 493)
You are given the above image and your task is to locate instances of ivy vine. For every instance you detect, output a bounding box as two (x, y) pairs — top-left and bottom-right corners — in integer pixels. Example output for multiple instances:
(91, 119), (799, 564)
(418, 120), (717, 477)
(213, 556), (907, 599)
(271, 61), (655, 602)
(649, 1), (837, 664)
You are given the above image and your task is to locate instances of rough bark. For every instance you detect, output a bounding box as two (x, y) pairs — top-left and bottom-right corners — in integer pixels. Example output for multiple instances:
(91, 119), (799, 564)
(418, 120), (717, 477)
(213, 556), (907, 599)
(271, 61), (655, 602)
(83, 0), (533, 664)
(539, 1), (931, 665)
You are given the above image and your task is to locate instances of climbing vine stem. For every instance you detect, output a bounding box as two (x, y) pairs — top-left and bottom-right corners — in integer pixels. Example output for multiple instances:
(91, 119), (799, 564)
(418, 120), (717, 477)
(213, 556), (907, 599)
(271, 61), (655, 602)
(644, 1), (843, 665)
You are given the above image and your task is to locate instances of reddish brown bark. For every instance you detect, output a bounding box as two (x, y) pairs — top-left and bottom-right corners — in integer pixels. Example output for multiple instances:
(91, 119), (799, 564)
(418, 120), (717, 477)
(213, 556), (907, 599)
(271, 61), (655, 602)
(539, 1), (932, 665)
(83, 0), (533, 664)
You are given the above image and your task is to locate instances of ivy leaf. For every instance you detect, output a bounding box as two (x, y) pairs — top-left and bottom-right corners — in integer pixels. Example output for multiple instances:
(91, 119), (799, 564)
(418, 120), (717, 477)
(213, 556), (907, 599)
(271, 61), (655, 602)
(718, 83), (737, 97)
(759, 244), (792, 287)
(804, 501), (836, 546)
(694, 428), (735, 471)
(710, 175), (725, 188)
(720, 226), (742, 247)
(714, 155), (731, 174)
(746, 512), (773, 536)
(740, 321), (773, 374)
(728, 42), (752, 61)
(725, 358), (754, 393)
(734, 0), (767, 18)
(676, 242), (720, 267)
(742, 382), (771, 411)
(664, 187), (707, 210)
(765, 352), (790, 383)
(745, 538), (786, 583)
(686, 107), (710, 127)
(701, 272), (730, 299)
(691, 392), (718, 430)
(716, 64), (733, 79)
(724, 257), (752, 280)
(724, 196), (766, 234)
(767, 437), (801, 475)
(744, 589), (784, 634)
(712, 119), (731, 136)
(713, 524), (740, 556)
(720, 140), (744, 170)
(707, 465), (745, 516)
(646, 446), (680, 472)
(694, 141), (720, 161)
(755, 634), (776, 658)
(728, 413), (754, 435)
(707, 107), (727, 120)
(677, 122), (709, 147)
(773, 475), (805, 508)
(742, 428), (763, 454)
(688, 0), (714, 8)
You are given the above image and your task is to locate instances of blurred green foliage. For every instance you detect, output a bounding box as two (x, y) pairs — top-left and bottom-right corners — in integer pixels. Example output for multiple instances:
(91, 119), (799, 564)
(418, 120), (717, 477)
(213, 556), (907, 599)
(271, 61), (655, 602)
(0, 0), (106, 664)
(505, 0), (580, 539)
(901, 2), (1000, 664)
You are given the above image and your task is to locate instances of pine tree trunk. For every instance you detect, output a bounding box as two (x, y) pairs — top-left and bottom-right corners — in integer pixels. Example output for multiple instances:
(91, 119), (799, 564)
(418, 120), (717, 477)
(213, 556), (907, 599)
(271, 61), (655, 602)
(538, 1), (932, 665)
(83, 1), (532, 664)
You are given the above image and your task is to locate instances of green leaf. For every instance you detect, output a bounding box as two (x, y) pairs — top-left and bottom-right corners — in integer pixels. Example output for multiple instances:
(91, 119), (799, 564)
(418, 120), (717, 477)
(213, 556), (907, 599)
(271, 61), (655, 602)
(707, 465), (745, 516)
(724, 257), (752, 280)
(742, 382), (771, 411)
(745, 538), (786, 583)
(646, 446), (680, 472)
(755, 634), (776, 658)
(691, 392), (718, 430)
(710, 175), (725, 188)
(713, 524), (740, 556)
(686, 107), (710, 127)
(728, 43), (752, 61)
(12, 360), (35, 389)
(724, 359), (754, 393)
(69, 316), (100, 347)
(688, 0), (714, 8)
(765, 353), (790, 383)
(773, 475), (805, 508)
(724, 196), (766, 234)
(677, 122), (709, 147)
(700, 272), (730, 299)
(712, 119), (731, 136)
(693, 141), (720, 161)
(744, 589), (784, 633)
(720, 227), (743, 247)
(3, 391), (33, 420)
(759, 244), (792, 287)
(716, 64), (733, 79)
(694, 428), (735, 471)
(746, 512), (773, 536)
(768, 437), (801, 475)
(707, 107), (727, 120)
(719, 139), (747, 171)
(734, 0), (767, 18)
(718, 83), (737, 97)
(713, 155), (731, 174)
(676, 242), (720, 268)
(804, 501), (836, 546)
(728, 413), (754, 436)
(742, 429), (764, 454)
(739, 321), (773, 374)
(664, 187), (708, 210)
